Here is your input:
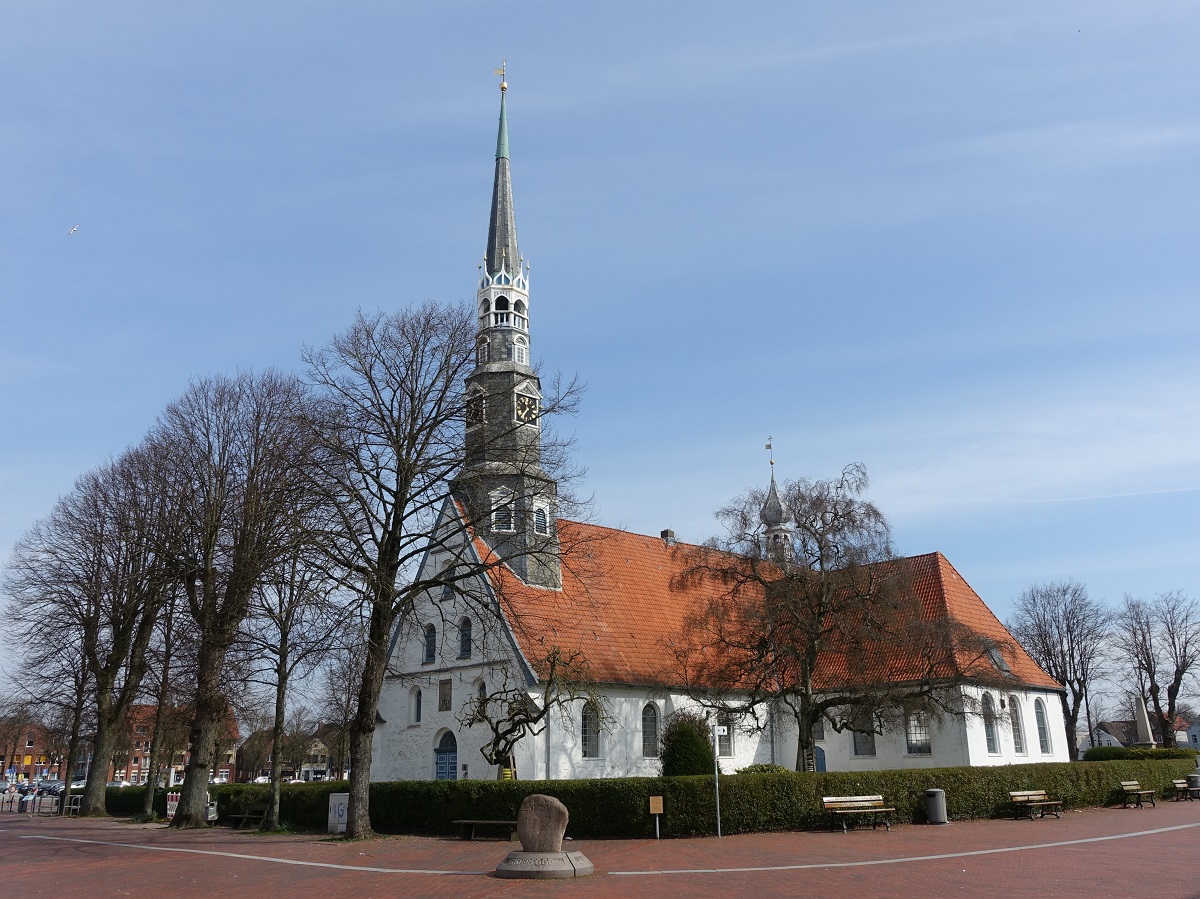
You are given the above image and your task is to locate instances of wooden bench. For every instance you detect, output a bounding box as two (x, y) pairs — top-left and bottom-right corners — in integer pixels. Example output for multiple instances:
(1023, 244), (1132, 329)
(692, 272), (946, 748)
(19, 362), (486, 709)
(452, 818), (519, 841)
(822, 795), (895, 833)
(1009, 790), (1062, 820)
(228, 802), (268, 830)
(1120, 781), (1156, 809)
(1169, 779), (1199, 801)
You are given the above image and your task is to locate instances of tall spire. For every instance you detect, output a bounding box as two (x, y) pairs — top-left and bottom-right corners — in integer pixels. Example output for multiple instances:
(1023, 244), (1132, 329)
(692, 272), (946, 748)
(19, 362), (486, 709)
(485, 74), (520, 277)
(760, 438), (791, 557)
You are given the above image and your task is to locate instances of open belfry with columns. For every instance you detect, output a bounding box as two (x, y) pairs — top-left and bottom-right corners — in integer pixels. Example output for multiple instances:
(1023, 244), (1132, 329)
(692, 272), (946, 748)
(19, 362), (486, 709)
(370, 76), (1070, 784)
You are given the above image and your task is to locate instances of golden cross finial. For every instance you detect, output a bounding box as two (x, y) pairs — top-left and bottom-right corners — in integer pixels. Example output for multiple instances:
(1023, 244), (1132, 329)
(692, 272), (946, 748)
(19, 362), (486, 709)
(494, 59), (507, 91)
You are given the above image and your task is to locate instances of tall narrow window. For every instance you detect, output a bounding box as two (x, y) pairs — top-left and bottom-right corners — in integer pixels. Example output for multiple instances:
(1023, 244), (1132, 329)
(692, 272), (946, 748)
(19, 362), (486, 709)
(476, 339), (489, 365)
(423, 625), (436, 664)
(514, 336), (528, 365)
(641, 704), (659, 758)
(458, 618), (472, 658)
(983, 694), (999, 754)
(581, 703), (601, 759)
(1034, 699), (1052, 754)
(905, 711), (932, 755)
(466, 391), (485, 427)
(533, 506), (549, 535)
(1009, 697), (1026, 754)
(412, 688), (423, 724)
(438, 679), (452, 712)
(812, 716), (825, 742)
(852, 729), (876, 757)
(717, 712), (734, 757)
(491, 491), (514, 532)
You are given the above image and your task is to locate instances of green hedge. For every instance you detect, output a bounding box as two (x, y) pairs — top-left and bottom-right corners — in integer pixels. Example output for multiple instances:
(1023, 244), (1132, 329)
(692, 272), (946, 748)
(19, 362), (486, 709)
(1082, 746), (1198, 762)
(109, 759), (1197, 836)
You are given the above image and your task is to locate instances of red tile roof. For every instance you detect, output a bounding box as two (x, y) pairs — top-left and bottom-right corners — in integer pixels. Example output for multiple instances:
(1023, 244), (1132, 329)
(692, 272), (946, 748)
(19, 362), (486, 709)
(479, 522), (1061, 693)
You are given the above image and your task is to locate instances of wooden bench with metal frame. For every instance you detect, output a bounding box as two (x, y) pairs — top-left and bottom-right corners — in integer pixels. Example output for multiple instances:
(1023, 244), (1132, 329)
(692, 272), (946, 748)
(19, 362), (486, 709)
(228, 802), (268, 830)
(822, 795), (895, 833)
(452, 819), (519, 841)
(1169, 779), (1199, 801)
(1120, 780), (1156, 808)
(1009, 790), (1062, 820)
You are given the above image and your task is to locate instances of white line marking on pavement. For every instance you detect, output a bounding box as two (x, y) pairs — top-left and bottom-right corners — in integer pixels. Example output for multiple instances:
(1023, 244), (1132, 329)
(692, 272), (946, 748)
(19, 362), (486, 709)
(609, 820), (1200, 875)
(19, 834), (486, 875)
(20, 819), (1200, 878)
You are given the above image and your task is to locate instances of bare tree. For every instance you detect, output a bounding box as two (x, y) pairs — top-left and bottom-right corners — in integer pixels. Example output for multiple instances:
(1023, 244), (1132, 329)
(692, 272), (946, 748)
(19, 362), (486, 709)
(673, 464), (1013, 772)
(4, 447), (173, 815)
(302, 302), (582, 837)
(149, 371), (317, 827)
(237, 537), (346, 828)
(315, 634), (366, 781)
(4, 633), (92, 811)
(456, 647), (607, 774)
(1007, 580), (1111, 760)
(1116, 591), (1200, 748)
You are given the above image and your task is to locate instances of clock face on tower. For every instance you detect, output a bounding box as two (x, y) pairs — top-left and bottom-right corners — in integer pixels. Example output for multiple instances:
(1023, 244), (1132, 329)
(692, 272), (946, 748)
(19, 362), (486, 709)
(514, 394), (539, 425)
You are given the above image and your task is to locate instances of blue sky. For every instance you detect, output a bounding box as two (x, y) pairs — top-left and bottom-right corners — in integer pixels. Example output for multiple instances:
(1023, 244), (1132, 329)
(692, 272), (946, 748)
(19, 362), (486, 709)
(2, 2), (1198, 679)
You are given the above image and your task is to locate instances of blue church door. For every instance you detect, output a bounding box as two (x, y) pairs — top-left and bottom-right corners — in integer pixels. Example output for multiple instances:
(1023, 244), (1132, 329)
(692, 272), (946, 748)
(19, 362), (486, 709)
(435, 732), (458, 781)
(814, 746), (826, 772)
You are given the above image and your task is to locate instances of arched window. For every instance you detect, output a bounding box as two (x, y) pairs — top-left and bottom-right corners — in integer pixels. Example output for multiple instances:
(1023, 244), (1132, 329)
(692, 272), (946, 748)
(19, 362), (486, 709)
(514, 336), (528, 365)
(491, 490), (514, 532)
(466, 389), (485, 428)
(494, 296), (509, 310)
(1009, 696), (1026, 754)
(533, 506), (549, 535)
(423, 624), (436, 664)
(476, 339), (489, 365)
(1034, 698), (1052, 754)
(458, 618), (472, 659)
(641, 704), (659, 758)
(982, 694), (999, 754)
(514, 299), (526, 315)
(411, 688), (423, 724)
(581, 702), (601, 759)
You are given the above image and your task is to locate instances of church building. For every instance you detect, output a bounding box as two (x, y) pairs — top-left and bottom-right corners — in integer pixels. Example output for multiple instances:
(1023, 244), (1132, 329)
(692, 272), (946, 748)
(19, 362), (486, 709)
(370, 81), (1070, 784)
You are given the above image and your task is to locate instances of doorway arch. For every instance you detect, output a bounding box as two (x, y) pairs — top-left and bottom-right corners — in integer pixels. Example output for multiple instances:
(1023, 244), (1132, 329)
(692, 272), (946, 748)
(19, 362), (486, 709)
(434, 731), (458, 781)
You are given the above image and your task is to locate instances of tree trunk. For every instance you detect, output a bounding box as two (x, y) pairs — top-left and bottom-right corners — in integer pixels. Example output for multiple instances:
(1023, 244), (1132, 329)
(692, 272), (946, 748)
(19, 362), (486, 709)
(345, 604), (392, 839)
(171, 640), (225, 828)
(266, 656), (289, 831)
(59, 691), (86, 817)
(81, 724), (117, 816)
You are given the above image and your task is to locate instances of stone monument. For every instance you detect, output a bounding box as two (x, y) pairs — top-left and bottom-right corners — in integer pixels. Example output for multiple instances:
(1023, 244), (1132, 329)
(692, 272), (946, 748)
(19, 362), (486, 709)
(494, 794), (594, 879)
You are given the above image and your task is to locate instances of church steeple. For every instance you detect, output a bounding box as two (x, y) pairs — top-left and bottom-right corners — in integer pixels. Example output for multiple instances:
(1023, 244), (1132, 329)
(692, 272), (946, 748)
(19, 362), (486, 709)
(759, 440), (792, 558)
(456, 71), (560, 589)
(485, 84), (519, 278)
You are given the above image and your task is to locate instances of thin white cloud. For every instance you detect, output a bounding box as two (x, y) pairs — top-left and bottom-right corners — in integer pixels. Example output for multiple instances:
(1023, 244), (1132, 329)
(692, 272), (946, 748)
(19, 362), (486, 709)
(869, 368), (1200, 517)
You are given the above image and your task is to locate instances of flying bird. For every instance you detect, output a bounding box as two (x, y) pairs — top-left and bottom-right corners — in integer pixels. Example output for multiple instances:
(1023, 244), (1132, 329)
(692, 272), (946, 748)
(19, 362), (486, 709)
(67, 225), (79, 235)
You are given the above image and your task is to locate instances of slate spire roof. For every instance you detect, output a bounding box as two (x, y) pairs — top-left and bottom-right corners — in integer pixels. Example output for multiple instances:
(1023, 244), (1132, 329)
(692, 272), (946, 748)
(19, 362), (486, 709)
(485, 84), (520, 277)
(759, 468), (786, 528)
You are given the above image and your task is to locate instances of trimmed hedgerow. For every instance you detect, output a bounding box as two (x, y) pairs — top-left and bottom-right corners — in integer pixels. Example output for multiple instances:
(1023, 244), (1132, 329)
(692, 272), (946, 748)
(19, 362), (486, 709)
(1082, 746), (1198, 762)
(111, 759), (1197, 836)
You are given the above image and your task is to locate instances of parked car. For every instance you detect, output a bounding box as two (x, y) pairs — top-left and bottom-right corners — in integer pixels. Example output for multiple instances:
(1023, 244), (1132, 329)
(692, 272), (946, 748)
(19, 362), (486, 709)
(106, 780), (132, 788)
(38, 780), (66, 795)
(252, 775), (270, 784)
